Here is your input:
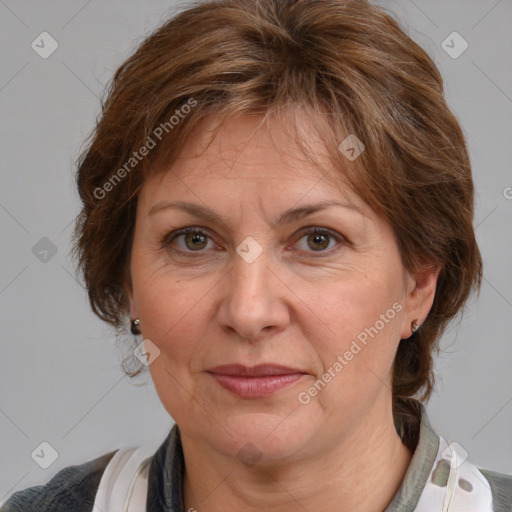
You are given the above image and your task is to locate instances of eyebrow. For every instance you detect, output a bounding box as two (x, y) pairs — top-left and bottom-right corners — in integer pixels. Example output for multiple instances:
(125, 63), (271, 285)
(148, 199), (365, 227)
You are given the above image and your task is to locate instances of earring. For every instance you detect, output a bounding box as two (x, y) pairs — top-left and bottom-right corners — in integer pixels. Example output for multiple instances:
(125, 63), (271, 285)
(411, 320), (420, 334)
(131, 318), (141, 335)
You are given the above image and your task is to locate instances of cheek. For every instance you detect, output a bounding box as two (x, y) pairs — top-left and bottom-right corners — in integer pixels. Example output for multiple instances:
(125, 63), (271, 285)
(316, 271), (404, 343)
(130, 240), (213, 348)
(136, 278), (209, 360)
(134, 277), (216, 424)
(301, 273), (405, 402)
(129, 244), (208, 352)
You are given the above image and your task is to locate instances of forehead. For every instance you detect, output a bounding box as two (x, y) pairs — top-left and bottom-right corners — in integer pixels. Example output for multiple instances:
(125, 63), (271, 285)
(176, 114), (325, 177)
(140, 113), (368, 214)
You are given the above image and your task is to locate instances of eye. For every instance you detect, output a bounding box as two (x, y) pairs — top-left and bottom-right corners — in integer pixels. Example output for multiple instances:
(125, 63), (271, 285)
(293, 227), (343, 255)
(162, 226), (346, 257)
(163, 227), (215, 254)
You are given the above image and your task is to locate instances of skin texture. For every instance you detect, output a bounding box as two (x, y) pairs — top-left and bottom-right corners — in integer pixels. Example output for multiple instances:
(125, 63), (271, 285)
(127, 114), (439, 512)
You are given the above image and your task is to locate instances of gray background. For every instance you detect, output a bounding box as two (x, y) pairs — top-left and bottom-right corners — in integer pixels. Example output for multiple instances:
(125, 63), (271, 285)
(1, 0), (511, 504)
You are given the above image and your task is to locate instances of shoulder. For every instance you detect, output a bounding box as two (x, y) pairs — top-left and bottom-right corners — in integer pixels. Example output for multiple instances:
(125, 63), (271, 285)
(1, 450), (118, 512)
(478, 468), (512, 511)
(393, 404), (512, 511)
(421, 423), (512, 511)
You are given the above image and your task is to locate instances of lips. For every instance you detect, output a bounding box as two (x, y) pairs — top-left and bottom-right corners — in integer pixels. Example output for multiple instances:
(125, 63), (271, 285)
(207, 364), (307, 398)
(208, 364), (306, 377)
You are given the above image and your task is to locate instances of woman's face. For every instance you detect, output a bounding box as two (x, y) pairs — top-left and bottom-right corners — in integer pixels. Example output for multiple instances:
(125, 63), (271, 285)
(128, 114), (436, 463)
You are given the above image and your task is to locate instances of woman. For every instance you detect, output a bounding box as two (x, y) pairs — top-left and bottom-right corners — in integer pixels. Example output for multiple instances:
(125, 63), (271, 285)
(2, 0), (510, 510)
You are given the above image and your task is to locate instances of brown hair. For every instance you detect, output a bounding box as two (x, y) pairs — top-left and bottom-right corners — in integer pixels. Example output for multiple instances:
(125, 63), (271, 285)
(72, 0), (482, 442)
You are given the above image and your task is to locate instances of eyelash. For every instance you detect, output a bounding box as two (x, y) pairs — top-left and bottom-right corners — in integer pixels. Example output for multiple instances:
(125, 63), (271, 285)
(160, 226), (347, 258)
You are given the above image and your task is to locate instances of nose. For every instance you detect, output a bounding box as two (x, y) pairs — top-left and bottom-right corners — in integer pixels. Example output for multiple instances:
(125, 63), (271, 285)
(216, 249), (291, 342)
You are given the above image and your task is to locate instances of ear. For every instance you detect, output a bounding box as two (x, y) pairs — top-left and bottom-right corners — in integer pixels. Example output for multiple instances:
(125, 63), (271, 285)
(400, 265), (440, 339)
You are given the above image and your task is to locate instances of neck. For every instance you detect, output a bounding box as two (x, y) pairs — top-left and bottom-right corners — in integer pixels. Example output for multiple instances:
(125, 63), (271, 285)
(181, 402), (413, 512)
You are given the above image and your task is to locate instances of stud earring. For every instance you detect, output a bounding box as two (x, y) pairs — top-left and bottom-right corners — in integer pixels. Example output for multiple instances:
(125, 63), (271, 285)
(411, 320), (420, 334)
(131, 318), (141, 335)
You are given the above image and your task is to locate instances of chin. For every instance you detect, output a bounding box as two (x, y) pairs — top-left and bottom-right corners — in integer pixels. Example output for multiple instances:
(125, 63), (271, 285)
(203, 409), (321, 466)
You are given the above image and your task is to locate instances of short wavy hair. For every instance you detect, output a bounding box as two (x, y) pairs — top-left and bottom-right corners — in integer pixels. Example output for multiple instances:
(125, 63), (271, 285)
(72, 0), (482, 440)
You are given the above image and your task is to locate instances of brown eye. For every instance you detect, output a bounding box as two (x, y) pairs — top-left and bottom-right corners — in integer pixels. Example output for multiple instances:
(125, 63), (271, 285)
(164, 228), (213, 254)
(307, 232), (330, 251)
(183, 231), (208, 250)
(294, 227), (343, 255)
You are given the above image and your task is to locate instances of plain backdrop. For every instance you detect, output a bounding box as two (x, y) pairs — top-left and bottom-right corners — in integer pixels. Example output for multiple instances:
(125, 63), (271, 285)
(1, 0), (511, 504)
